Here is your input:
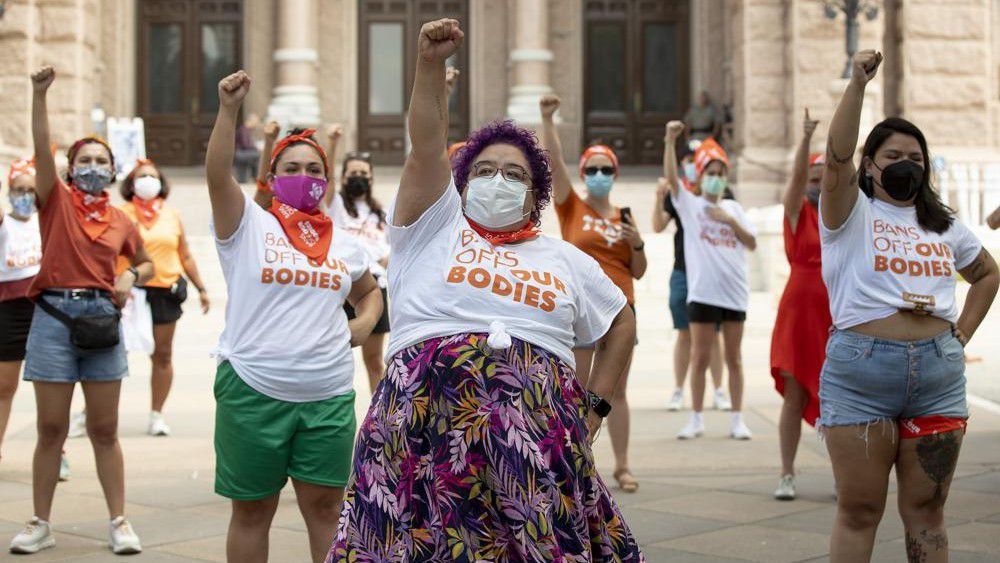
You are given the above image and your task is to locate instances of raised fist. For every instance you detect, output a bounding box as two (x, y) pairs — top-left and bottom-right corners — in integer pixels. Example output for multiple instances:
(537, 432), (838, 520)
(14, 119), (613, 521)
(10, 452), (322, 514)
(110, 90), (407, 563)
(31, 66), (56, 93)
(418, 19), (464, 63)
(851, 50), (882, 85)
(327, 123), (344, 141)
(445, 67), (461, 89)
(803, 108), (819, 137)
(263, 121), (281, 141)
(665, 121), (685, 141)
(539, 95), (561, 120)
(218, 70), (251, 109)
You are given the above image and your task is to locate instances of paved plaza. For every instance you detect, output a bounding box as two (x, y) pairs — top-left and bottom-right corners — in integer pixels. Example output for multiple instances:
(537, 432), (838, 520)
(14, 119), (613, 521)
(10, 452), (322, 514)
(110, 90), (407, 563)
(1, 169), (998, 562)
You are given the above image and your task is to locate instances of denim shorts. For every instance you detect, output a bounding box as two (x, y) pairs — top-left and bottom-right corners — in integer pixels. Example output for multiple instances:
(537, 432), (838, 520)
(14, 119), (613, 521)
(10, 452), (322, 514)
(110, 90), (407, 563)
(22, 295), (128, 383)
(818, 329), (967, 433)
(668, 269), (689, 330)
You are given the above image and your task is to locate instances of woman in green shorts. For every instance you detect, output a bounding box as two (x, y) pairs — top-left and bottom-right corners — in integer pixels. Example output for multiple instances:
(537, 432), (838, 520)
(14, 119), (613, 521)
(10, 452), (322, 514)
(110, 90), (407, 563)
(205, 70), (383, 563)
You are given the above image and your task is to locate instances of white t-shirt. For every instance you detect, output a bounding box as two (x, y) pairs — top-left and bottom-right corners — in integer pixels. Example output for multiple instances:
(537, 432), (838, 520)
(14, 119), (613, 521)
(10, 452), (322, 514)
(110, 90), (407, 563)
(330, 195), (390, 288)
(212, 195), (369, 402)
(0, 214), (41, 282)
(385, 178), (627, 368)
(670, 186), (755, 312)
(820, 193), (982, 328)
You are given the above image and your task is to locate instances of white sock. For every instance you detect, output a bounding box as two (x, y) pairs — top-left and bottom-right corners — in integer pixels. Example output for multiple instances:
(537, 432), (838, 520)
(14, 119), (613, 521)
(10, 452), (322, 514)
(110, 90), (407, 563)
(691, 411), (703, 424)
(33, 517), (49, 525)
(730, 412), (743, 425)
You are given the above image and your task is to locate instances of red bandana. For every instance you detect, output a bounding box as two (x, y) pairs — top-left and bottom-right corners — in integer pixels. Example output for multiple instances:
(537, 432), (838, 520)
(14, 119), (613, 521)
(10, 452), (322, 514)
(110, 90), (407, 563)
(466, 217), (539, 246)
(132, 197), (164, 229)
(69, 186), (111, 241)
(268, 199), (333, 262)
(269, 129), (329, 175)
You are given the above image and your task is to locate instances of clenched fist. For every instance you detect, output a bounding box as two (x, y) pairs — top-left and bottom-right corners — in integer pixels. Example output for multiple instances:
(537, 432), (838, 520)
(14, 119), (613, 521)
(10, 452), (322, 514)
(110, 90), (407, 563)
(218, 70), (251, 109)
(263, 121), (281, 141)
(31, 65), (56, 93)
(418, 19), (464, 63)
(665, 121), (685, 141)
(539, 95), (561, 120)
(851, 50), (882, 85)
(327, 123), (344, 141)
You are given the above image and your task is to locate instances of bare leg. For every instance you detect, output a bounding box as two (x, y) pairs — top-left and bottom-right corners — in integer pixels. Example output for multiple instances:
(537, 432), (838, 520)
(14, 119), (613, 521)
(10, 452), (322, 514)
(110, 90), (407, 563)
(573, 348), (595, 389)
(608, 351), (636, 491)
(150, 322), (177, 413)
(673, 329), (690, 389)
(826, 421), (897, 563)
(0, 360), (22, 457)
(228, 495), (280, 563)
(292, 479), (344, 563)
(709, 331), (724, 390)
(720, 321), (745, 412)
(361, 333), (386, 393)
(778, 373), (807, 476)
(688, 323), (715, 412)
(31, 382), (75, 521)
(81, 380), (125, 517)
(897, 429), (963, 563)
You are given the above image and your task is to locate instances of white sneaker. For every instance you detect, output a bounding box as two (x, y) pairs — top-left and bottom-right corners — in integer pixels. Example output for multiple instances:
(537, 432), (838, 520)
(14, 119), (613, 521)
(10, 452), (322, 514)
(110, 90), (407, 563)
(109, 516), (141, 554)
(677, 414), (705, 439)
(10, 517), (55, 554)
(148, 411), (171, 437)
(58, 454), (70, 482)
(68, 412), (86, 438)
(666, 388), (684, 411)
(730, 413), (752, 440)
(774, 474), (796, 500)
(712, 388), (732, 411)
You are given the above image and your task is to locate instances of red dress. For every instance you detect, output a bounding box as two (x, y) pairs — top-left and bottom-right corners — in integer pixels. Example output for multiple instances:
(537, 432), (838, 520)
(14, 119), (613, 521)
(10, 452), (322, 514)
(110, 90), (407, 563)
(770, 201), (831, 426)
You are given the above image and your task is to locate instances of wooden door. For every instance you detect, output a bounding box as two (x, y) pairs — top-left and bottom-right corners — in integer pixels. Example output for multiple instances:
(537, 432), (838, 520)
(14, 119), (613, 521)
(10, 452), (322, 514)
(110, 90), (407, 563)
(138, 0), (243, 165)
(358, 0), (469, 165)
(583, 1), (689, 164)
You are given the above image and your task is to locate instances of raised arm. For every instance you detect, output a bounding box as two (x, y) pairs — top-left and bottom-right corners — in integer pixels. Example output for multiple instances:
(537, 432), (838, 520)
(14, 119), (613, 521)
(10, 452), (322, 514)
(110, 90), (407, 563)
(394, 19), (464, 227)
(539, 95), (573, 205)
(321, 123), (344, 209)
(253, 120), (280, 209)
(822, 50), (881, 230)
(30, 66), (58, 206)
(206, 70), (252, 239)
(783, 109), (820, 229)
(652, 177), (673, 233)
(663, 121), (685, 197)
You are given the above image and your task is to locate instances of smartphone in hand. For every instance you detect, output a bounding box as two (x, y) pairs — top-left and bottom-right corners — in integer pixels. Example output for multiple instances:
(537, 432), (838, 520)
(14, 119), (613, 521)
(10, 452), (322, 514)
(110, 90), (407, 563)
(620, 206), (633, 225)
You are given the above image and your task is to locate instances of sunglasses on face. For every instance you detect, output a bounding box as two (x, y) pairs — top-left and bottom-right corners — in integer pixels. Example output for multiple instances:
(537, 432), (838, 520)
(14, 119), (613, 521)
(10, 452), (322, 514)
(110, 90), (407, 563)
(345, 151), (372, 162)
(584, 166), (615, 176)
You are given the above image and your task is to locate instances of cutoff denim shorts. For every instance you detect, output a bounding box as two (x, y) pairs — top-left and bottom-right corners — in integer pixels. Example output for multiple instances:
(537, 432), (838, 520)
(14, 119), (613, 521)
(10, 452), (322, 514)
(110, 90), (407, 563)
(668, 269), (689, 330)
(22, 294), (128, 383)
(818, 328), (968, 432)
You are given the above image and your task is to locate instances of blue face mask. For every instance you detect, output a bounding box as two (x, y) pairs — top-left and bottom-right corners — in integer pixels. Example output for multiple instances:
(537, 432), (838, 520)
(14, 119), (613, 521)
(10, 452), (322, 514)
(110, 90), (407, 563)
(584, 172), (614, 198)
(71, 166), (114, 195)
(701, 175), (727, 196)
(683, 162), (698, 183)
(10, 193), (36, 217)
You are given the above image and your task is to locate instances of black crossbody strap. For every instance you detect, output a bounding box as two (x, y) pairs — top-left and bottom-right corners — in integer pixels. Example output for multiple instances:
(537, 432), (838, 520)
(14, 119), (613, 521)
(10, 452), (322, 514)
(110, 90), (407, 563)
(37, 297), (75, 328)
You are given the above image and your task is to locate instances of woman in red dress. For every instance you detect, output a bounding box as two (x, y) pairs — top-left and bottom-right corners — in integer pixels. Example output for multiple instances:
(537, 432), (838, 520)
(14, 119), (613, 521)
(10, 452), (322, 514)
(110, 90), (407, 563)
(770, 109), (832, 501)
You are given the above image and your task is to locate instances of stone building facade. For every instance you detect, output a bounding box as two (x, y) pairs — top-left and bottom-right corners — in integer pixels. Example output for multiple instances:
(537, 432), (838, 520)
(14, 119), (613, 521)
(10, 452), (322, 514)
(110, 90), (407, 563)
(1, 0), (998, 207)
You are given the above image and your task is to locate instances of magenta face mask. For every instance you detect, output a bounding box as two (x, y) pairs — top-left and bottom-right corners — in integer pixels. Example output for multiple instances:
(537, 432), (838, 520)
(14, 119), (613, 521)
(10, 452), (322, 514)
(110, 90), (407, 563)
(271, 175), (328, 211)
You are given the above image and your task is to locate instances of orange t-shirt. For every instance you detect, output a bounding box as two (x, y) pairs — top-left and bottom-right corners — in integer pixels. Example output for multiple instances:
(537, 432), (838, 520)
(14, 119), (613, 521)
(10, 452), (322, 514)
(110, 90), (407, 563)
(117, 201), (183, 288)
(555, 190), (634, 304)
(29, 181), (142, 298)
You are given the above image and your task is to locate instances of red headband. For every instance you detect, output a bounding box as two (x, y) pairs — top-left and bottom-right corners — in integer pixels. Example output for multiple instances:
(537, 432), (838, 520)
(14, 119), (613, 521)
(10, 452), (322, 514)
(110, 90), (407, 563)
(809, 153), (825, 167)
(67, 136), (115, 169)
(693, 137), (729, 176)
(8, 158), (36, 185)
(578, 145), (620, 179)
(269, 129), (329, 177)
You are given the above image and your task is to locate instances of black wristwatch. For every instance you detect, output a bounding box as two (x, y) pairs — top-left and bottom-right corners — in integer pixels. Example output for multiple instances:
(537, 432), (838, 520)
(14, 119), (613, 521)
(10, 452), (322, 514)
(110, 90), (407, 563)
(587, 391), (613, 418)
(632, 242), (645, 252)
(127, 267), (139, 282)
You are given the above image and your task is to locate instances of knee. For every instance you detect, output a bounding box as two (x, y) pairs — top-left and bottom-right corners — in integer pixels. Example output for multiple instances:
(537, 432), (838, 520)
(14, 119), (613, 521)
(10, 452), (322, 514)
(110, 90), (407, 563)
(86, 421), (119, 447)
(151, 347), (173, 369)
(232, 500), (278, 528)
(899, 495), (947, 528)
(837, 498), (885, 531)
(361, 349), (382, 369)
(0, 378), (17, 400)
(36, 421), (68, 447)
(302, 494), (341, 522)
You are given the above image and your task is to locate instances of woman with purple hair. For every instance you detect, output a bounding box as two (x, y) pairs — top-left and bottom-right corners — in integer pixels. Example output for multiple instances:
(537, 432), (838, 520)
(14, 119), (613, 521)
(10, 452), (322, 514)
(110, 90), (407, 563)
(328, 18), (643, 562)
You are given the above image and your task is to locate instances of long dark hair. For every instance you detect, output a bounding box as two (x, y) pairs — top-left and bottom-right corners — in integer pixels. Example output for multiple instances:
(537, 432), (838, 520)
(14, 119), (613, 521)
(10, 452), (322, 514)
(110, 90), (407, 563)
(339, 152), (385, 225)
(859, 117), (953, 234)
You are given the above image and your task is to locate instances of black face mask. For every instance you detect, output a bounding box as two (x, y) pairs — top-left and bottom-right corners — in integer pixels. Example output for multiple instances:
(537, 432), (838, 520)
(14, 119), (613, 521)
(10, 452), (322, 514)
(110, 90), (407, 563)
(344, 176), (370, 198)
(873, 160), (923, 202)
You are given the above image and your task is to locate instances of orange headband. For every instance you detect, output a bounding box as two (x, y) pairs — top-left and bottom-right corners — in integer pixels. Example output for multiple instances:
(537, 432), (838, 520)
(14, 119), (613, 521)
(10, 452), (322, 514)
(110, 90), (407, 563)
(8, 158), (36, 185)
(269, 129), (329, 177)
(67, 135), (115, 169)
(578, 145), (619, 179)
(693, 137), (729, 176)
(809, 153), (825, 167)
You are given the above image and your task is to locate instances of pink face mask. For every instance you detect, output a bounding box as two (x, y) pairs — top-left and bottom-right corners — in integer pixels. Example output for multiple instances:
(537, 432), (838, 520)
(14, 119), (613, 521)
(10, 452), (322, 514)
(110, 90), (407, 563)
(271, 175), (328, 212)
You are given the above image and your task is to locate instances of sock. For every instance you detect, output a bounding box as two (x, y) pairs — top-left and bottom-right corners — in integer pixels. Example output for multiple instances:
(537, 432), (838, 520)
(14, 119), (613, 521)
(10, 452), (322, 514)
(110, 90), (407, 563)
(691, 411), (703, 424)
(730, 411), (743, 425)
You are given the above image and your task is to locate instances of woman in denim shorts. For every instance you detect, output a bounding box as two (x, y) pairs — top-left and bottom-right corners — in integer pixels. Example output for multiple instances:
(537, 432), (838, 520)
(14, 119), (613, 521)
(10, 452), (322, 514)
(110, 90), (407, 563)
(10, 66), (155, 556)
(820, 51), (999, 563)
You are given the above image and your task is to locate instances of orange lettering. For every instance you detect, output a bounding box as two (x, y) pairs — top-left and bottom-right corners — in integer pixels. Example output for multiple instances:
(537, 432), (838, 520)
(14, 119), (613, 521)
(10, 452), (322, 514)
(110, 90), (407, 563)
(261, 267), (275, 283)
(540, 291), (556, 312)
(468, 268), (490, 289)
(330, 275), (342, 290)
(524, 285), (541, 308)
(492, 274), (513, 296)
(276, 268), (293, 284)
(295, 270), (310, 286)
(889, 258), (907, 274)
(874, 255), (888, 272)
(448, 266), (467, 283)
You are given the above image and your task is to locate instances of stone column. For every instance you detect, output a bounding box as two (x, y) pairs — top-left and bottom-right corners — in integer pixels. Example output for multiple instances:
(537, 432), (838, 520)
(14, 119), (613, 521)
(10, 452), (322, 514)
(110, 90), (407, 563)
(505, 0), (553, 125)
(266, 0), (320, 128)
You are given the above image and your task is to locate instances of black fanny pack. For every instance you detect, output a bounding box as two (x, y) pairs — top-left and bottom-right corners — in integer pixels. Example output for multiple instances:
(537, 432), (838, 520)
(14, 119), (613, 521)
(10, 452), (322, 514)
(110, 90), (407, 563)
(38, 297), (121, 350)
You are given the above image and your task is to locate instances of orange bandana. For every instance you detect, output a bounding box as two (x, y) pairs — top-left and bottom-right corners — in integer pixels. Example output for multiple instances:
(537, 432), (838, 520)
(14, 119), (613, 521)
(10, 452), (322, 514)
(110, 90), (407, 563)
(693, 138), (730, 176)
(69, 186), (111, 241)
(132, 197), (164, 229)
(268, 199), (333, 262)
(269, 129), (329, 176)
(578, 145), (620, 179)
(466, 217), (539, 246)
(8, 157), (35, 185)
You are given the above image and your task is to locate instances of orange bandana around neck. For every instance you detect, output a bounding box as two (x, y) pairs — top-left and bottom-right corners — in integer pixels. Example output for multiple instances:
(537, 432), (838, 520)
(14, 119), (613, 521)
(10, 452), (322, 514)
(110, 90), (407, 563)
(268, 199), (333, 262)
(466, 217), (539, 246)
(69, 186), (111, 241)
(132, 197), (164, 229)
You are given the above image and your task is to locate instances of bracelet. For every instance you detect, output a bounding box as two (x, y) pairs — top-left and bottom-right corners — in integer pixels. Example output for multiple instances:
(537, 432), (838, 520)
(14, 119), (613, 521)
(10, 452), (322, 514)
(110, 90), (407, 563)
(128, 267), (139, 282)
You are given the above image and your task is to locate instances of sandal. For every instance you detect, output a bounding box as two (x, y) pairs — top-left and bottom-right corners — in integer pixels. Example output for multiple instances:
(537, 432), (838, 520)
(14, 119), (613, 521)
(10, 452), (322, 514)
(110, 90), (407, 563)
(613, 469), (639, 493)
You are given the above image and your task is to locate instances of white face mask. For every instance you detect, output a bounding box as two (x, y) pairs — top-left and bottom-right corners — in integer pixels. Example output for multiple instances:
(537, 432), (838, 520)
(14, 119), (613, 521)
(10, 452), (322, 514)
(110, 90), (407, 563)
(463, 175), (530, 229)
(133, 176), (162, 201)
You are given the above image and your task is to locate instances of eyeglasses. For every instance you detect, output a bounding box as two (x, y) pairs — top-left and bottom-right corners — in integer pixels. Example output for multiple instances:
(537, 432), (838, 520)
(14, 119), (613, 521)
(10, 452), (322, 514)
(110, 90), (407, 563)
(584, 166), (615, 176)
(471, 161), (531, 184)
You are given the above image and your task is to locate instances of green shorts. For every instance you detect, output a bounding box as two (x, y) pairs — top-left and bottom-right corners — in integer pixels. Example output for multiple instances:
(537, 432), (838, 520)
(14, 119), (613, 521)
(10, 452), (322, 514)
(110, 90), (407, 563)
(213, 361), (356, 500)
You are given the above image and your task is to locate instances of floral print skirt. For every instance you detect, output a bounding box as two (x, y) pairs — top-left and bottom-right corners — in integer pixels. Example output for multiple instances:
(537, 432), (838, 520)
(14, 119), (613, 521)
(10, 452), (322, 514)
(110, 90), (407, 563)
(327, 333), (644, 562)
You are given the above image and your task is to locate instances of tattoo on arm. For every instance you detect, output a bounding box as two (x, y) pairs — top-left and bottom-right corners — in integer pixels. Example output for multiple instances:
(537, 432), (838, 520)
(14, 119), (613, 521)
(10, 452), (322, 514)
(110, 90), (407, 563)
(826, 134), (853, 165)
(915, 432), (960, 500)
(435, 94), (445, 120)
(960, 249), (992, 284)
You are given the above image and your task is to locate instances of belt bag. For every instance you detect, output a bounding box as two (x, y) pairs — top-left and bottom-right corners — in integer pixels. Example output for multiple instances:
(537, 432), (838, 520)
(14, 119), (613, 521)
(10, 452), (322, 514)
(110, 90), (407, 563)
(38, 298), (121, 350)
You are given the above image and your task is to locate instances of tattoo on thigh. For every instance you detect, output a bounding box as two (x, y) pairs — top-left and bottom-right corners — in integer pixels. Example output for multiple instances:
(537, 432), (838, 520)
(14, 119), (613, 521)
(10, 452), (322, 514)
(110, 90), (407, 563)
(915, 433), (960, 500)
